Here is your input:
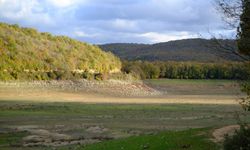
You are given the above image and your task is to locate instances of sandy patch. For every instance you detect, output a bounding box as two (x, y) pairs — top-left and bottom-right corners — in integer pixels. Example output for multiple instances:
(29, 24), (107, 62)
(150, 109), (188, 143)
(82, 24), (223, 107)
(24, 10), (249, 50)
(212, 125), (240, 142)
(12, 125), (112, 147)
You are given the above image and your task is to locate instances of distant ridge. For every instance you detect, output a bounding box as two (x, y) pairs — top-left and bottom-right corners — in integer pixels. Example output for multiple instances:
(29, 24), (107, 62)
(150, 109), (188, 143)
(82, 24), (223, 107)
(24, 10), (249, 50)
(99, 38), (241, 62)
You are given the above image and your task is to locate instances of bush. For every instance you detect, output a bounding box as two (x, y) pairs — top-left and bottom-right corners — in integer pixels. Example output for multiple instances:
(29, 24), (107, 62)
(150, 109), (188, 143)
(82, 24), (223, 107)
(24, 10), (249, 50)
(82, 72), (94, 80)
(35, 72), (49, 80)
(108, 72), (136, 81)
(47, 71), (57, 80)
(0, 71), (13, 81)
(54, 71), (73, 80)
(94, 73), (107, 81)
(223, 125), (250, 150)
(72, 72), (82, 79)
(10, 71), (18, 79)
(240, 80), (250, 111)
(46, 71), (73, 80)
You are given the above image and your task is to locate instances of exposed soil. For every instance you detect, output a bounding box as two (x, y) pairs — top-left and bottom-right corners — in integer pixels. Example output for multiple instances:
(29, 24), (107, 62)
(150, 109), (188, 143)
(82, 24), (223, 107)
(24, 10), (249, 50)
(0, 79), (162, 98)
(12, 125), (115, 147)
(0, 80), (241, 104)
(212, 125), (240, 142)
(17, 124), (243, 147)
(0, 80), (247, 149)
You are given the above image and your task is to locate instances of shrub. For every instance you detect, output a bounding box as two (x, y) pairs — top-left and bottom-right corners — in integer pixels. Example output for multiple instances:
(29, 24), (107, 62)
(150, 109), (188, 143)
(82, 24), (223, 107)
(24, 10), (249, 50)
(35, 72), (49, 80)
(240, 80), (250, 111)
(72, 72), (82, 79)
(82, 72), (94, 80)
(94, 73), (107, 81)
(0, 71), (13, 81)
(47, 71), (57, 80)
(108, 72), (136, 81)
(53, 71), (73, 80)
(223, 125), (250, 150)
(23, 28), (38, 37)
(16, 72), (29, 80)
(10, 71), (18, 79)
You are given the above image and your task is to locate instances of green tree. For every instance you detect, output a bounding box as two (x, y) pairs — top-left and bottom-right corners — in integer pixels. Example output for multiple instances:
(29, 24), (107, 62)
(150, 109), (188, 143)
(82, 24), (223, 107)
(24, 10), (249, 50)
(237, 0), (250, 110)
(237, 0), (250, 56)
(217, 0), (250, 106)
(217, 1), (250, 150)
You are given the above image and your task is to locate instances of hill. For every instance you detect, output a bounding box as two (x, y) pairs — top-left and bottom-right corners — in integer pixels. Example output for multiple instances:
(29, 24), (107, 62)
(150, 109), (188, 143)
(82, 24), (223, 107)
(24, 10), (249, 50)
(0, 22), (121, 80)
(99, 39), (241, 62)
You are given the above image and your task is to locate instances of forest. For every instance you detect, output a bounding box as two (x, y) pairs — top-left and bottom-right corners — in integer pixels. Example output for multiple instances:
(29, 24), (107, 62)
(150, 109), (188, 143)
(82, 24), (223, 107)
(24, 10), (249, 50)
(122, 61), (248, 80)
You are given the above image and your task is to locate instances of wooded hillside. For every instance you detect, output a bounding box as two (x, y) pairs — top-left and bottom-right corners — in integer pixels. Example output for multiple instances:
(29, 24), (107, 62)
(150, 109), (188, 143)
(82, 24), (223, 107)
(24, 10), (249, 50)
(100, 39), (242, 62)
(0, 22), (121, 80)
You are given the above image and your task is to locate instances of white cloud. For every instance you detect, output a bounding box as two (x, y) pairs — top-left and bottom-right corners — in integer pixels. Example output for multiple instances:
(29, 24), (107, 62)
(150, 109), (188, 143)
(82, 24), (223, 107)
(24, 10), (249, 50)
(46, 0), (84, 8)
(138, 32), (198, 43)
(74, 31), (99, 38)
(0, 0), (230, 44)
(111, 19), (138, 31)
(0, 0), (54, 26)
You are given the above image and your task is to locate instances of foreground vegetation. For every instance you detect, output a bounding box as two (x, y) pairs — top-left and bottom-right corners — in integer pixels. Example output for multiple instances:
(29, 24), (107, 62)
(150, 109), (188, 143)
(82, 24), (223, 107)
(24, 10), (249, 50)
(0, 126), (218, 150)
(0, 99), (249, 149)
(215, 0), (250, 149)
(83, 128), (218, 150)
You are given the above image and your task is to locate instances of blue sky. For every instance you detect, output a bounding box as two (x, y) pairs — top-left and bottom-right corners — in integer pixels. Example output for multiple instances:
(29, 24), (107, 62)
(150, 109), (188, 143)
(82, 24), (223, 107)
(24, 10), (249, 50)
(0, 0), (235, 44)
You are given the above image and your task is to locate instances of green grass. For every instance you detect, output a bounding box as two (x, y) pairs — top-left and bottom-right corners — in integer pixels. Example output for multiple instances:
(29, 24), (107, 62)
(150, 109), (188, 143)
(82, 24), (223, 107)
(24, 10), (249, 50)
(0, 131), (28, 149)
(0, 101), (246, 119)
(145, 79), (237, 85)
(0, 101), (248, 149)
(0, 101), (249, 130)
(82, 128), (218, 150)
(0, 128), (219, 150)
(143, 79), (242, 96)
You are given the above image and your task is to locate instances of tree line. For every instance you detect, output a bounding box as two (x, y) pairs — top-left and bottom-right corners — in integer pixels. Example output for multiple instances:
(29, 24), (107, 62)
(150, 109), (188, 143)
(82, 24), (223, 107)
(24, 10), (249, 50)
(122, 61), (247, 80)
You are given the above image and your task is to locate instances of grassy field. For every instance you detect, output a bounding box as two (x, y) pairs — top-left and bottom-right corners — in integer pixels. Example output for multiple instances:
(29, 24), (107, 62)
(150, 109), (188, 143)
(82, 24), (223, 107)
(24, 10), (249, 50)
(145, 79), (236, 85)
(0, 126), (218, 150)
(82, 128), (218, 150)
(144, 79), (242, 96)
(0, 102), (249, 149)
(0, 79), (249, 149)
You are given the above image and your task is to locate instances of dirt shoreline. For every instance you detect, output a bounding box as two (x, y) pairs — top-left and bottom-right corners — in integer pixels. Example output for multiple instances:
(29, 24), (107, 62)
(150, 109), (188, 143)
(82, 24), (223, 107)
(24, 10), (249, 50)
(0, 80), (242, 105)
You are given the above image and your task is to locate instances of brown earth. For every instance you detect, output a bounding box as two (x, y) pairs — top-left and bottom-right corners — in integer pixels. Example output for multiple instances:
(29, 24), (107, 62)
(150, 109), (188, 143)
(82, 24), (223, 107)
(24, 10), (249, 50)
(212, 125), (240, 143)
(0, 80), (242, 105)
(13, 125), (117, 147)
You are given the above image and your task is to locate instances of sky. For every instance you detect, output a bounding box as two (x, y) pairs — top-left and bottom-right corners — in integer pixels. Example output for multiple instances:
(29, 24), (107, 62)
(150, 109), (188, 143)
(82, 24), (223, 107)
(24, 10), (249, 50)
(0, 0), (236, 44)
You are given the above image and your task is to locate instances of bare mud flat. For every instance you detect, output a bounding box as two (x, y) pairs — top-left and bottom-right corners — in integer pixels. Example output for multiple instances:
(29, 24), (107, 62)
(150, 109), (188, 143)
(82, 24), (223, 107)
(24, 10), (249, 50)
(0, 79), (244, 104)
(0, 79), (249, 149)
(12, 125), (116, 147)
(212, 125), (240, 143)
(0, 79), (160, 99)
